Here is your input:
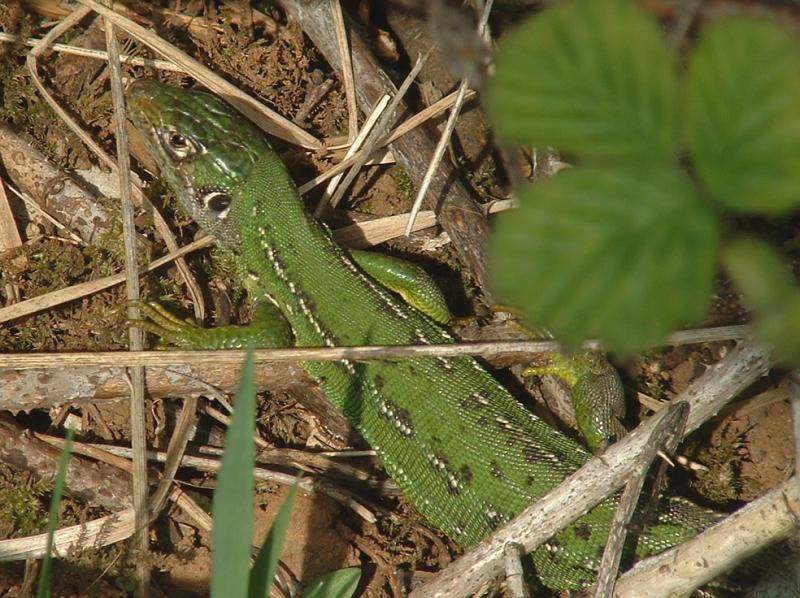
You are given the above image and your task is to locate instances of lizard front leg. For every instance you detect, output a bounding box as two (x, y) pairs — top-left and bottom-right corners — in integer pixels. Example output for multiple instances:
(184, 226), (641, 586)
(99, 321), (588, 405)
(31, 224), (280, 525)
(350, 250), (453, 324)
(130, 299), (294, 350)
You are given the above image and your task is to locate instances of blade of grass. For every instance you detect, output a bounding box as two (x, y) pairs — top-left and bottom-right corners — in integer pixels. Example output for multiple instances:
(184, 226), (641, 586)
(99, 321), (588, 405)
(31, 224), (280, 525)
(302, 567), (362, 598)
(36, 427), (74, 598)
(211, 349), (258, 597)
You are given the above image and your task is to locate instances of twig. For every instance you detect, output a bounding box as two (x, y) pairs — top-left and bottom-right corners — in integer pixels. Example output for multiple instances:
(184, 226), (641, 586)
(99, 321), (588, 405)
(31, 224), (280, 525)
(4, 185), (84, 245)
(79, 443), (379, 524)
(405, 78), (470, 236)
(147, 396), (198, 519)
(0, 31), (182, 71)
(385, 88), (478, 148)
(0, 178), (22, 303)
(791, 371), (800, 486)
(0, 341), (559, 369)
(313, 50), (432, 217)
(503, 543), (529, 598)
(26, 6), (107, 166)
(592, 403), (689, 597)
(293, 77), (334, 124)
(0, 415), (132, 511)
(330, 0), (358, 143)
(102, 11), (150, 593)
(404, 0), (493, 236)
(40, 433), (215, 535)
(297, 88), (476, 194)
(0, 236), (213, 325)
(0, 510), (136, 561)
(0, 325), (751, 370)
(331, 209), (437, 248)
(0, 324), (750, 413)
(319, 94), (389, 208)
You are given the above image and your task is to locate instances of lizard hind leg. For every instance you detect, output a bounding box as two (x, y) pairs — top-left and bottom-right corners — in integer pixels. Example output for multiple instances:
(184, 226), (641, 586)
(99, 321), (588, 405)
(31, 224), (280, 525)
(523, 352), (627, 454)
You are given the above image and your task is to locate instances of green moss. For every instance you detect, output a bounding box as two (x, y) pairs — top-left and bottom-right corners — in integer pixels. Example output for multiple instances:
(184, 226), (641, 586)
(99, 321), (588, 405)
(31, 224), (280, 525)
(0, 467), (50, 538)
(391, 167), (415, 203)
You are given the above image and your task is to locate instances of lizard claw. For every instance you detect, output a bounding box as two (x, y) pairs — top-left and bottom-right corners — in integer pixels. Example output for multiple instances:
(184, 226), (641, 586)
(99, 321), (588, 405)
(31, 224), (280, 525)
(126, 299), (204, 348)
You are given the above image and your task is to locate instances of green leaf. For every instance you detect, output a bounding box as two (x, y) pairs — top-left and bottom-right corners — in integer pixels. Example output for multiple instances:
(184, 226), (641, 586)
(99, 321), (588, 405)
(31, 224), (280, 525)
(211, 349), (257, 598)
(302, 567), (362, 598)
(685, 19), (800, 214)
(37, 427), (74, 598)
(487, 0), (678, 161)
(490, 166), (717, 354)
(722, 237), (800, 363)
(248, 477), (301, 598)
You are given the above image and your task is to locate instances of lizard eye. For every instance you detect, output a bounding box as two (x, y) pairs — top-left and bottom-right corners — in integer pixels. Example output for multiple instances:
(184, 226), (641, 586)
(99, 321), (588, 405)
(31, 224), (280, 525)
(169, 132), (187, 147)
(160, 127), (196, 161)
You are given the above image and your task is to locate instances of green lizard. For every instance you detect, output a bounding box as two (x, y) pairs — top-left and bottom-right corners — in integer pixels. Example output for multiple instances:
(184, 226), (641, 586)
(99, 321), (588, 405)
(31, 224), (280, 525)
(126, 79), (715, 590)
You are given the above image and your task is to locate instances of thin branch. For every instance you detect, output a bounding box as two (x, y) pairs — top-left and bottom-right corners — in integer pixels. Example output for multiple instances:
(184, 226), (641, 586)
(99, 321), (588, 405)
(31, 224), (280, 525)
(319, 94), (389, 208)
(147, 397), (197, 519)
(103, 12), (150, 592)
(0, 510), (136, 561)
(4, 185), (84, 245)
(503, 543), (529, 598)
(384, 88), (478, 147)
(405, 79), (470, 236)
(331, 210), (437, 249)
(0, 236), (213, 325)
(296, 88), (476, 195)
(0, 31), (182, 71)
(330, 0), (358, 143)
(313, 50), (432, 217)
(791, 371), (800, 484)
(0, 326), (751, 370)
(72, 442), (380, 524)
(592, 404), (688, 598)
(404, 0), (493, 235)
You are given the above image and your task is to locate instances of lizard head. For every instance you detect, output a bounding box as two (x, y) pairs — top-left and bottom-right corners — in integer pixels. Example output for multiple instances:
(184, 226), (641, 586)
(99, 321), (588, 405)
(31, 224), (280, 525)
(126, 79), (272, 243)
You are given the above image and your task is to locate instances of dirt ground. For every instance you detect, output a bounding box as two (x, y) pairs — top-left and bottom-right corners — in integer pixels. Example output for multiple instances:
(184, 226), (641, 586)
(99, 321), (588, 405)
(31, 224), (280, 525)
(0, 1), (795, 596)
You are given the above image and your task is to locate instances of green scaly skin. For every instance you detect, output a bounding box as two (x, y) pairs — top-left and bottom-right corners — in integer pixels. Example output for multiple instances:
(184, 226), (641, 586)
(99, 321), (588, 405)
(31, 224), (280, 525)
(126, 80), (717, 590)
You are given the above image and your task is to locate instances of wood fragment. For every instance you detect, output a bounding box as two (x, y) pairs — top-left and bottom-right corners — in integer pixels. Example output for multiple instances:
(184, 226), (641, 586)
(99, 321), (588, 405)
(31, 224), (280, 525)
(0, 415), (132, 511)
